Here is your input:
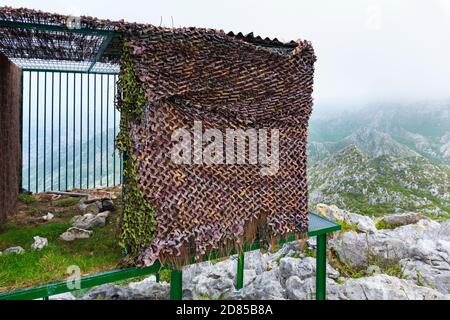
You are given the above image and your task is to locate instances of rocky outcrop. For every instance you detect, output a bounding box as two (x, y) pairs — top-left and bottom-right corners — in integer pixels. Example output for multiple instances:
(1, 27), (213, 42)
(75, 204), (449, 300)
(59, 227), (93, 241)
(31, 236), (48, 250)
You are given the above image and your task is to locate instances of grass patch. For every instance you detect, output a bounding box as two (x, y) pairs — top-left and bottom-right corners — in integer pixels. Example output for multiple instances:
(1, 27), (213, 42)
(159, 269), (171, 283)
(328, 250), (405, 280)
(17, 193), (37, 204)
(375, 220), (397, 230)
(53, 197), (80, 208)
(334, 219), (359, 233)
(0, 220), (122, 292)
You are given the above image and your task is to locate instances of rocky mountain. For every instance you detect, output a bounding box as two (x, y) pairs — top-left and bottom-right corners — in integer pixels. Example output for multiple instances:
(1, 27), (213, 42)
(308, 101), (450, 165)
(307, 102), (450, 218)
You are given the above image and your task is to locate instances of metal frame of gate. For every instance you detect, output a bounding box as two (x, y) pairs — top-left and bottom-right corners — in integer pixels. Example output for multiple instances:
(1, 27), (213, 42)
(20, 70), (121, 194)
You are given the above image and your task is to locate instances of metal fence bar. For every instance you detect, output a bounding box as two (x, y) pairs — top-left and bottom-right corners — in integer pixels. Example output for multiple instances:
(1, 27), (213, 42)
(35, 72), (39, 193)
(107, 76), (109, 186)
(51, 72), (54, 190)
(58, 72), (62, 190)
(21, 70), (120, 193)
(94, 75), (97, 187)
(100, 75), (104, 186)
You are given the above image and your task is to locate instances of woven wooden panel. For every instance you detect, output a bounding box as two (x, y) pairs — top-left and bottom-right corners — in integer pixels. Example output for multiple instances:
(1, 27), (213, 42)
(123, 27), (316, 266)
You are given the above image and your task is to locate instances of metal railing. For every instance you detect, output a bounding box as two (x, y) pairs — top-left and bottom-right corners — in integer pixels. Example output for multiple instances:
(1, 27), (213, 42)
(21, 70), (122, 193)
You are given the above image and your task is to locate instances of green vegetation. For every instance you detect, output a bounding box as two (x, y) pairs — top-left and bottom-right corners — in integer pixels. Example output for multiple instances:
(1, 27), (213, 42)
(17, 193), (37, 204)
(0, 221), (122, 291)
(53, 197), (80, 207)
(116, 43), (156, 258)
(375, 220), (396, 230)
(329, 250), (405, 280)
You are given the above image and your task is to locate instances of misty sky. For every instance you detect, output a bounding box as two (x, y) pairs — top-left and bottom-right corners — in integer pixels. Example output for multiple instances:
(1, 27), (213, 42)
(3, 0), (450, 110)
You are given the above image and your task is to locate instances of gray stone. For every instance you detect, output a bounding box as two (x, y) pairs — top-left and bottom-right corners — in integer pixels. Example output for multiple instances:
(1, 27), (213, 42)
(3, 246), (25, 254)
(31, 236), (48, 250)
(59, 227), (93, 241)
(128, 276), (170, 299)
(316, 204), (377, 234)
(78, 200), (101, 215)
(400, 239), (450, 294)
(101, 199), (115, 212)
(235, 268), (286, 300)
(379, 212), (423, 228)
(72, 211), (110, 230)
(330, 219), (442, 268)
(285, 276), (337, 300)
(81, 284), (134, 300)
(279, 257), (339, 285)
(49, 292), (76, 300)
(328, 275), (449, 300)
(41, 212), (54, 221)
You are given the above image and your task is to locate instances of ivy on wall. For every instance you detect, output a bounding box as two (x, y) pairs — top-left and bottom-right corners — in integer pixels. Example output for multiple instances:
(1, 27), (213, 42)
(116, 41), (156, 258)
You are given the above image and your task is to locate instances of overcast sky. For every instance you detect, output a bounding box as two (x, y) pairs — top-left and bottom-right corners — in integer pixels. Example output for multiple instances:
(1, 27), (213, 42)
(4, 0), (450, 110)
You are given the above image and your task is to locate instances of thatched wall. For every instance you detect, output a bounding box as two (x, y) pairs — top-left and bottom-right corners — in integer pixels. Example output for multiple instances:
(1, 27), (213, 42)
(117, 28), (316, 267)
(0, 53), (21, 224)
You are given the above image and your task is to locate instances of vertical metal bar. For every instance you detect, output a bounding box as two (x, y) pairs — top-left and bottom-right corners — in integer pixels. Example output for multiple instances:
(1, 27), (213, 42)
(100, 75), (103, 186)
(65, 73), (69, 190)
(113, 75), (117, 186)
(93, 75), (97, 188)
(19, 71), (24, 192)
(80, 74), (83, 189)
(36, 72), (39, 193)
(73, 74), (76, 189)
(28, 72), (31, 192)
(106, 75), (109, 187)
(236, 252), (245, 289)
(51, 72), (54, 190)
(170, 269), (183, 300)
(43, 73), (47, 192)
(87, 75), (90, 189)
(58, 72), (62, 190)
(316, 234), (327, 300)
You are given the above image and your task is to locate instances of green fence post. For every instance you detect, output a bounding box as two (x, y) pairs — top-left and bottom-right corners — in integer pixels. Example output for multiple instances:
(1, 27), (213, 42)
(236, 252), (244, 289)
(155, 273), (160, 283)
(316, 234), (327, 300)
(170, 269), (183, 300)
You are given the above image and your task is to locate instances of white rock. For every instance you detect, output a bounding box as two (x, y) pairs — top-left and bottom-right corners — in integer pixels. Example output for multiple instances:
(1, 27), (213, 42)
(235, 268), (286, 300)
(49, 292), (76, 300)
(330, 218), (444, 269)
(279, 257), (339, 285)
(72, 211), (110, 230)
(379, 212), (423, 228)
(128, 276), (170, 299)
(59, 227), (93, 241)
(316, 204), (377, 234)
(285, 276), (337, 300)
(3, 246), (25, 254)
(31, 236), (48, 250)
(328, 275), (449, 300)
(41, 212), (54, 221)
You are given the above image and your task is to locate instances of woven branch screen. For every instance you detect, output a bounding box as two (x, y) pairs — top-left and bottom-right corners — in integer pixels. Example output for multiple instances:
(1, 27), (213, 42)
(117, 27), (316, 267)
(0, 6), (316, 267)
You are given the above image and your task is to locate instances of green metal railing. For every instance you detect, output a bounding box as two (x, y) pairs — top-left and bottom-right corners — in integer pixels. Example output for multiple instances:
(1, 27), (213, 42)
(21, 70), (121, 193)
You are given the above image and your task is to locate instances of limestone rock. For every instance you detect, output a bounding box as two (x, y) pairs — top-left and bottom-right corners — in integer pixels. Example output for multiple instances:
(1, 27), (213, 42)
(72, 211), (110, 229)
(31, 236), (48, 250)
(59, 227), (93, 241)
(379, 212), (423, 228)
(316, 204), (377, 233)
(3, 246), (25, 254)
